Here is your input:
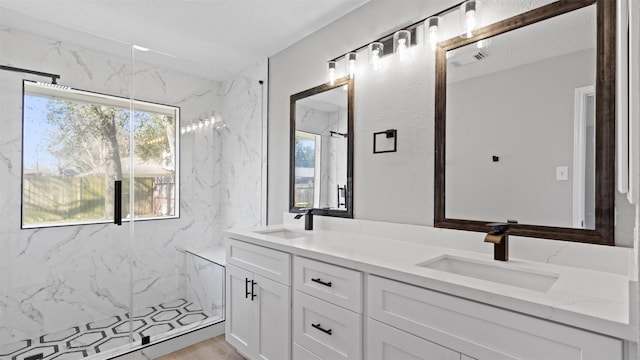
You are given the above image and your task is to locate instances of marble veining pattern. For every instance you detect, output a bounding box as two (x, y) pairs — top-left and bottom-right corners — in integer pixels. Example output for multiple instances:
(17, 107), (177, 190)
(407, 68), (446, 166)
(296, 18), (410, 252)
(0, 21), (265, 348)
(185, 254), (224, 319)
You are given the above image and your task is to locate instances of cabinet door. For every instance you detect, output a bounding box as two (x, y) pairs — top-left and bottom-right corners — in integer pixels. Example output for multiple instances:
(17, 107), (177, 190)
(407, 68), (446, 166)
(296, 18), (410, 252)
(225, 264), (254, 358)
(254, 273), (291, 360)
(367, 319), (460, 360)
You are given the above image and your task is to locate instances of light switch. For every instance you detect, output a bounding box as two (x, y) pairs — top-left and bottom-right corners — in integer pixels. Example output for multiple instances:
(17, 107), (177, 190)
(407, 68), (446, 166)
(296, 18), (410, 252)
(556, 166), (569, 181)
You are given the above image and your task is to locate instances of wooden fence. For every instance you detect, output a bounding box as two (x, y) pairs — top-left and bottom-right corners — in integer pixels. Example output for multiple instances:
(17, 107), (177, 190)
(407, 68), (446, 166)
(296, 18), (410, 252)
(23, 175), (174, 225)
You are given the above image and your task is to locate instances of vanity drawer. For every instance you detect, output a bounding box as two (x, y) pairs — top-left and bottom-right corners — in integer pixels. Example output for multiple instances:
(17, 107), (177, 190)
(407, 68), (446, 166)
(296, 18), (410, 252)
(226, 238), (290, 285)
(293, 290), (362, 360)
(294, 256), (362, 312)
(293, 343), (323, 360)
(368, 275), (622, 360)
(367, 318), (460, 360)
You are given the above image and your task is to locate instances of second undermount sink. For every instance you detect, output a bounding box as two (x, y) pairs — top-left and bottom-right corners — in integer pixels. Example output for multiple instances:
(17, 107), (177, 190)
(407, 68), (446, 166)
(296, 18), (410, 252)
(255, 229), (308, 239)
(417, 255), (559, 292)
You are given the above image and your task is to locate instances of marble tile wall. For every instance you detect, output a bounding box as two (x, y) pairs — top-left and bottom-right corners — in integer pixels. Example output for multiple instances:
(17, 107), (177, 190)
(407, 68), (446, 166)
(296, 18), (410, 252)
(212, 64), (266, 244)
(185, 254), (224, 320)
(0, 25), (265, 346)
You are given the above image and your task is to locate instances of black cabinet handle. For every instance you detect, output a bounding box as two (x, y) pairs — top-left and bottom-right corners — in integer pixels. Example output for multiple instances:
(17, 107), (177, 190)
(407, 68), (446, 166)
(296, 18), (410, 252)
(311, 278), (332, 287)
(114, 180), (122, 226)
(245, 278), (250, 299)
(311, 323), (332, 335)
(251, 280), (257, 301)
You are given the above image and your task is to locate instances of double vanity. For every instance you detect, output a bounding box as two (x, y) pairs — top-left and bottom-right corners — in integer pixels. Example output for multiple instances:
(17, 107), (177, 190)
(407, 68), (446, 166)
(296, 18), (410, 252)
(225, 0), (635, 358)
(224, 218), (635, 360)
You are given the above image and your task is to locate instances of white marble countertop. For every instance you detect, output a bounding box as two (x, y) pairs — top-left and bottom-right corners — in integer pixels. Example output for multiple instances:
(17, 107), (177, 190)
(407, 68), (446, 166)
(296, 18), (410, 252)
(226, 225), (637, 341)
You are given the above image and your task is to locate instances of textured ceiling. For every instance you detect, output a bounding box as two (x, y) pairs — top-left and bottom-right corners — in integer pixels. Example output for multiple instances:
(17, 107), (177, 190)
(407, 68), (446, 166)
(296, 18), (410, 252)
(0, 0), (370, 80)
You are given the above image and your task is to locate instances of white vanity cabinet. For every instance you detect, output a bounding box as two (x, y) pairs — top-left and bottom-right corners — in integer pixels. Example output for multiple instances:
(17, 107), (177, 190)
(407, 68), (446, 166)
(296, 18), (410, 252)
(292, 256), (363, 360)
(225, 239), (291, 360)
(225, 234), (628, 360)
(367, 275), (623, 360)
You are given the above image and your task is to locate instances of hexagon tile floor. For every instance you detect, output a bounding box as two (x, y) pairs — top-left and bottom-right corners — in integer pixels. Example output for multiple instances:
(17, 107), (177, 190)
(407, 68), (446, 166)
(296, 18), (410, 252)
(1, 299), (211, 360)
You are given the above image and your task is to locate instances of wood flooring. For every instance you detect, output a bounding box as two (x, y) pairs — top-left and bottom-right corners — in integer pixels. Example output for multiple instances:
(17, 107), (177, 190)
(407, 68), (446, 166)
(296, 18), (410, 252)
(155, 335), (245, 360)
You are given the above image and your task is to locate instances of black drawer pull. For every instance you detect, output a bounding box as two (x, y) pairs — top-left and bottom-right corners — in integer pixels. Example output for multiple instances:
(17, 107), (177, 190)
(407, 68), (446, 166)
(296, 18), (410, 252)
(311, 323), (332, 335)
(311, 278), (332, 287)
(251, 280), (257, 300)
(245, 278), (251, 299)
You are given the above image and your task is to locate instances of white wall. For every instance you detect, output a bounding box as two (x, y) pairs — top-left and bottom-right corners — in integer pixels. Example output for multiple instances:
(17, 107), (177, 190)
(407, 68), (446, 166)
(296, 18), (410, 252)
(267, 0), (635, 246)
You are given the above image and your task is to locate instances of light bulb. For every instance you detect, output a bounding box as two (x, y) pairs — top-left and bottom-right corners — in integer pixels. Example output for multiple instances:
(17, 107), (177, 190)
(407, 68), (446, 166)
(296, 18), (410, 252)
(425, 17), (440, 51)
(180, 127), (186, 135)
(398, 39), (408, 61)
(429, 27), (438, 50)
(466, 10), (476, 38)
(460, 1), (479, 39)
(393, 30), (411, 62)
(198, 121), (204, 129)
(327, 61), (337, 85)
(372, 49), (380, 69)
(369, 42), (384, 71)
(347, 52), (357, 78)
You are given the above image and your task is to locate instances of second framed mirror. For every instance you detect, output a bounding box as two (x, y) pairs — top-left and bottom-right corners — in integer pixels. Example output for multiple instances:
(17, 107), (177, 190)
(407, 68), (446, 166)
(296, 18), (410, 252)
(289, 76), (354, 218)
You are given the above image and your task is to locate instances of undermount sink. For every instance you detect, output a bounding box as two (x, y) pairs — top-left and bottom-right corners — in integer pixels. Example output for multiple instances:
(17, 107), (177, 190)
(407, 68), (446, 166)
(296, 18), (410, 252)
(255, 229), (308, 239)
(417, 255), (559, 292)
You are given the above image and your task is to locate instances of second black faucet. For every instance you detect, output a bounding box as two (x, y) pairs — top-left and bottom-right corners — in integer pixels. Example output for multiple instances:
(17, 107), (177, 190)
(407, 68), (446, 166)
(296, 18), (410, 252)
(294, 209), (313, 230)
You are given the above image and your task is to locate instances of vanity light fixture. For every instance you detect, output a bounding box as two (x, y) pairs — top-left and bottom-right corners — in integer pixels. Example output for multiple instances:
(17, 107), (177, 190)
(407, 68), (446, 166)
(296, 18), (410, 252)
(346, 52), (357, 77)
(327, 60), (337, 85)
(460, 0), (479, 38)
(324, 1), (478, 73)
(369, 42), (384, 70)
(425, 16), (441, 51)
(393, 30), (412, 61)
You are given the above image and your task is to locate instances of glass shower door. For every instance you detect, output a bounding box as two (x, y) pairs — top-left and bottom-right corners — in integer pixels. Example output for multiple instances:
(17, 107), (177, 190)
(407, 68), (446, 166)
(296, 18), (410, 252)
(0, 7), (141, 358)
(127, 45), (226, 346)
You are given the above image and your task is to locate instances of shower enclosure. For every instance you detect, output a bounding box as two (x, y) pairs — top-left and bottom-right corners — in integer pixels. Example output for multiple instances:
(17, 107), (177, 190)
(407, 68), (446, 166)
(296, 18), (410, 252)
(0, 7), (264, 359)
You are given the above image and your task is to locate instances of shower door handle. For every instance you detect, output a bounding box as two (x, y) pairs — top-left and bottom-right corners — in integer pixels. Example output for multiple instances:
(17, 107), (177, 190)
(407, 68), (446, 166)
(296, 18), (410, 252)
(114, 180), (122, 226)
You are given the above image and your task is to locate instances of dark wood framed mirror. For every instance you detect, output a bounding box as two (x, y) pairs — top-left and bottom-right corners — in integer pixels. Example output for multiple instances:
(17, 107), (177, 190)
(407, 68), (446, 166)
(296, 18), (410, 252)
(434, 0), (615, 245)
(290, 76), (354, 218)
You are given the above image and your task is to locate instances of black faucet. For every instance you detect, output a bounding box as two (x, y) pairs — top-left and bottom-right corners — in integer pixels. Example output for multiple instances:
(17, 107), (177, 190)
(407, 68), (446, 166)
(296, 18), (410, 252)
(294, 209), (313, 230)
(485, 222), (509, 261)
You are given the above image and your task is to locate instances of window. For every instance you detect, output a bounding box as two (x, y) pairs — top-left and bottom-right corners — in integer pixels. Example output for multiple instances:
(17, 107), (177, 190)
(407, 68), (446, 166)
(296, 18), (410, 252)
(294, 130), (321, 208)
(22, 81), (180, 228)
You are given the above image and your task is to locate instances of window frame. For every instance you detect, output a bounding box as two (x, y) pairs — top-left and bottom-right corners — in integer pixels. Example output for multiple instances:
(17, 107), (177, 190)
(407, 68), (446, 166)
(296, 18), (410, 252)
(21, 80), (181, 229)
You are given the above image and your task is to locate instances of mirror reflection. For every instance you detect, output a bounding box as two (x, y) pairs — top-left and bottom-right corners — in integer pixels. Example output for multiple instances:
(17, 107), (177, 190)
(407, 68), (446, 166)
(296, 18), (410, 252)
(294, 85), (348, 210)
(290, 76), (353, 218)
(445, 5), (596, 229)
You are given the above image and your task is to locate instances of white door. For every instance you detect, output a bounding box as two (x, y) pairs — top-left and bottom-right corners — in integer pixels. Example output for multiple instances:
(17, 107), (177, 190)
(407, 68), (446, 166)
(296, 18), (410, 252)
(254, 273), (291, 360)
(226, 264), (254, 358)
